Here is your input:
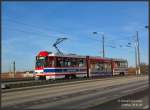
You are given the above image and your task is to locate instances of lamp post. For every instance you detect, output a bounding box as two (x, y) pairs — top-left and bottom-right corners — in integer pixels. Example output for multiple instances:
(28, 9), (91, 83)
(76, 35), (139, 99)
(126, 42), (137, 74)
(13, 61), (16, 76)
(136, 31), (141, 75)
(127, 31), (141, 75)
(133, 41), (138, 75)
(9, 61), (16, 78)
(145, 26), (149, 29)
(93, 32), (105, 58)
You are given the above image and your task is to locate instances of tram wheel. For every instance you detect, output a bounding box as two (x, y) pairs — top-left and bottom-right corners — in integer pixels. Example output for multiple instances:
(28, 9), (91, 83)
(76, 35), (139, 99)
(65, 75), (70, 79)
(71, 74), (76, 79)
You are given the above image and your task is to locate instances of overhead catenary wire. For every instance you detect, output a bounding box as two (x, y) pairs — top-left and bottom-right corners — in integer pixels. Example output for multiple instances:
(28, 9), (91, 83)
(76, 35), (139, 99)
(3, 17), (134, 46)
(4, 25), (135, 52)
(3, 17), (137, 55)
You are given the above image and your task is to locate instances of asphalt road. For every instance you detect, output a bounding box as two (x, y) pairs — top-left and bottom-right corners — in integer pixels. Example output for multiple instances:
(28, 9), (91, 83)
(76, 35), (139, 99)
(2, 75), (148, 110)
(90, 88), (149, 110)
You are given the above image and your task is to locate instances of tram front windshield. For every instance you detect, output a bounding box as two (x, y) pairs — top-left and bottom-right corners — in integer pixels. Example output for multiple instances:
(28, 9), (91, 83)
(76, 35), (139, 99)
(36, 57), (46, 67)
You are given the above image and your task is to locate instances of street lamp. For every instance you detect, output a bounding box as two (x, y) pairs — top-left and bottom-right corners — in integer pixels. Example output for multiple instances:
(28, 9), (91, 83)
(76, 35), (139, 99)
(145, 26), (149, 29)
(136, 31), (141, 75)
(125, 42), (138, 75)
(9, 61), (16, 78)
(93, 32), (105, 58)
(126, 32), (141, 75)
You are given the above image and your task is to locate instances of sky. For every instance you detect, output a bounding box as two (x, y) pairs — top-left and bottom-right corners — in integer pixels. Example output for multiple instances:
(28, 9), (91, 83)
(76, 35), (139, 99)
(2, 2), (148, 72)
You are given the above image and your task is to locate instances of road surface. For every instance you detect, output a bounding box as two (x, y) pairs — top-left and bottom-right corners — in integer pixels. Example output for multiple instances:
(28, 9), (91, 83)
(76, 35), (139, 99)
(2, 75), (148, 110)
(90, 88), (149, 110)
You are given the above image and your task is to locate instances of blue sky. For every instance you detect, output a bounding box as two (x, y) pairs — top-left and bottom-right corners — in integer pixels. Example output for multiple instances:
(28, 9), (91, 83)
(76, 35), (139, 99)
(2, 2), (148, 72)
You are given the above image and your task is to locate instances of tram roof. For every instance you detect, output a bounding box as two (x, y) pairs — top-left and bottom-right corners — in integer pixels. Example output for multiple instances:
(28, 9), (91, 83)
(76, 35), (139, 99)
(48, 53), (86, 58)
(49, 53), (126, 61)
(38, 51), (127, 61)
(111, 58), (127, 62)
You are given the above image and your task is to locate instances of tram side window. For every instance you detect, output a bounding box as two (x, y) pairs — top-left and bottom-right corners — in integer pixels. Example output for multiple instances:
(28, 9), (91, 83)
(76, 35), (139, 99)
(95, 63), (100, 70)
(99, 63), (105, 71)
(56, 57), (74, 67)
(120, 61), (128, 68)
(114, 61), (120, 68)
(95, 62), (104, 71)
(64, 59), (68, 67)
(56, 58), (64, 67)
(47, 57), (54, 67)
(60, 60), (64, 67)
(67, 61), (71, 66)
(104, 63), (112, 72)
(94, 62), (112, 72)
(125, 61), (128, 67)
(119, 62), (123, 68)
(64, 58), (71, 67)
(90, 63), (96, 71)
(56, 57), (86, 67)
(71, 58), (78, 67)
(79, 59), (85, 67)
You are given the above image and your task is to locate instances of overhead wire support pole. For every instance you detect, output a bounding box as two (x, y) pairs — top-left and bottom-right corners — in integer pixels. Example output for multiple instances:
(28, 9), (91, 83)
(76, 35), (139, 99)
(93, 32), (105, 58)
(126, 39), (138, 75)
(13, 61), (16, 78)
(134, 41), (138, 75)
(9, 62), (11, 74)
(136, 31), (141, 75)
(102, 33), (105, 58)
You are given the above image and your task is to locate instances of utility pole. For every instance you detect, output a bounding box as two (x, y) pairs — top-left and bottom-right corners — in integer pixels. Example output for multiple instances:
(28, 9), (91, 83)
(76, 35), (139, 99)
(9, 63), (11, 74)
(145, 26), (149, 30)
(93, 32), (105, 58)
(134, 42), (138, 75)
(102, 34), (105, 58)
(136, 31), (141, 74)
(13, 61), (16, 77)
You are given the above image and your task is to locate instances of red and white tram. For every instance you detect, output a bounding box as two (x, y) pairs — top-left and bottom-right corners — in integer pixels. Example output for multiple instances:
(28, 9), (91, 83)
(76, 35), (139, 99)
(34, 51), (128, 80)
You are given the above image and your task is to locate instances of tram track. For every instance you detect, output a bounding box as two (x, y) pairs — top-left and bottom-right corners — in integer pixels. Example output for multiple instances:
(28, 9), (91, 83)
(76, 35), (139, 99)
(3, 76), (145, 101)
(2, 75), (139, 93)
(2, 75), (148, 109)
(3, 81), (148, 109)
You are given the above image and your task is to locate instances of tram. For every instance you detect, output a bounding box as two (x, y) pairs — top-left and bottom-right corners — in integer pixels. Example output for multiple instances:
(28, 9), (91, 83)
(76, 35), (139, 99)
(34, 51), (128, 80)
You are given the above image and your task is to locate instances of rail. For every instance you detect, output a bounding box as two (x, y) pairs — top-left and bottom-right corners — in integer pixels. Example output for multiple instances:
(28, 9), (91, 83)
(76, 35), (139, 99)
(1, 74), (144, 93)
